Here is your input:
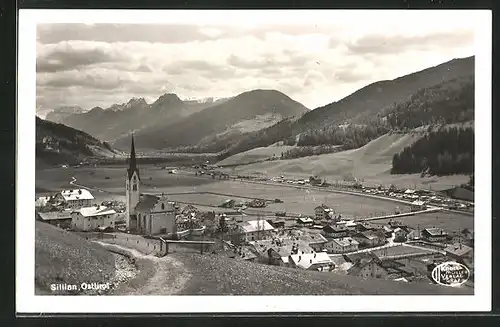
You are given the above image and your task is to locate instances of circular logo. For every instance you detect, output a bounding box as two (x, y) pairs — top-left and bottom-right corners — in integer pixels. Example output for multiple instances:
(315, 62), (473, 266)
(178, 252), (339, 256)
(431, 261), (470, 287)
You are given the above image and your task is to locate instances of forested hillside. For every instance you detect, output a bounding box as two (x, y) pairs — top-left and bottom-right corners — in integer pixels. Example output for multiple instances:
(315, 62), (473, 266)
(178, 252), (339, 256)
(391, 127), (474, 176)
(213, 56), (474, 160)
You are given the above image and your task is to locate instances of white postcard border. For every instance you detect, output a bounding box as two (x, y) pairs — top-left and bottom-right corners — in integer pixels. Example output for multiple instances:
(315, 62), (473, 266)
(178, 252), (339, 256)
(17, 9), (492, 313)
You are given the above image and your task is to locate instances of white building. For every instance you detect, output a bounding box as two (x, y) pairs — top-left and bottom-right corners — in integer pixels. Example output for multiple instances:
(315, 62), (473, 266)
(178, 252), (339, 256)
(238, 219), (274, 242)
(314, 204), (335, 221)
(135, 194), (177, 236)
(325, 237), (359, 254)
(71, 206), (116, 231)
(288, 252), (333, 272)
(125, 135), (140, 231)
(53, 189), (94, 209)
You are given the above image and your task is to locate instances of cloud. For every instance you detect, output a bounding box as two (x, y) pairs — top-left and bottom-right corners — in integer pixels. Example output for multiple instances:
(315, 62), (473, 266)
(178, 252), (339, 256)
(35, 20), (475, 113)
(346, 30), (474, 55)
(37, 41), (129, 73)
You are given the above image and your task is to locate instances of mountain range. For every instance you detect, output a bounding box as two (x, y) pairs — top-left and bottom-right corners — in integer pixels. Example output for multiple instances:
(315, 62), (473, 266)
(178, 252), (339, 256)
(36, 116), (120, 166)
(39, 56), (474, 164)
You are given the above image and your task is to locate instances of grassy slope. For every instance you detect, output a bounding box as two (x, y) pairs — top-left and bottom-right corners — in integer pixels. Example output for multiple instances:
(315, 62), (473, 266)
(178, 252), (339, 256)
(35, 221), (116, 293)
(231, 132), (469, 190)
(218, 145), (297, 166)
(177, 253), (471, 295)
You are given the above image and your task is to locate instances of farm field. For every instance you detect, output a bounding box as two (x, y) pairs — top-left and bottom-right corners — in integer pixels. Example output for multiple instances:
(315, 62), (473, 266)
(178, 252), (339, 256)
(217, 144), (297, 166)
(36, 165), (473, 233)
(156, 180), (409, 219)
(370, 211), (474, 234)
(224, 133), (469, 191)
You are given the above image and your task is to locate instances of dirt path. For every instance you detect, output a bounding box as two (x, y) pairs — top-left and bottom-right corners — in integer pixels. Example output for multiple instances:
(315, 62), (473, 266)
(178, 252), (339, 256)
(95, 242), (192, 295)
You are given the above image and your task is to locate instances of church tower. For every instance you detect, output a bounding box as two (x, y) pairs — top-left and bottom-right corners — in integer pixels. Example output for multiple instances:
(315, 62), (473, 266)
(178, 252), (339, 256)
(125, 134), (140, 230)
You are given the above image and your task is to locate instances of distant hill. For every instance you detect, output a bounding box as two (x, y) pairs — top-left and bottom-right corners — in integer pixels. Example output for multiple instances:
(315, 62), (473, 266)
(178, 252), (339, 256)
(36, 116), (120, 166)
(59, 95), (231, 142)
(45, 106), (85, 123)
(113, 89), (309, 150)
(217, 56), (474, 159)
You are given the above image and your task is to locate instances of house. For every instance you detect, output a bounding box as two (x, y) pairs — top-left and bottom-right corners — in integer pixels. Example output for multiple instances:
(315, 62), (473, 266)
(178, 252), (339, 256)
(314, 204), (334, 221)
(37, 210), (73, 229)
(297, 217), (314, 226)
(219, 199), (235, 208)
(411, 200), (427, 211)
(288, 252), (333, 272)
(71, 206), (116, 231)
(263, 240), (314, 266)
(347, 257), (389, 279)
(382, 225), (393, 238)
(134, 194), (177, 236)
(388, 220), (407, 229)
(421, 228), (448, 242)
(444, 243), (473, 262)
(393, 227), (409, 242)
(267, 220), (285, 229)
(355, 222), (377, 233)
(324, 237), (359, 254)
(353, 230), (387, 247)
(238, 219), (274, 242)
(35, 196), (52, 209)
(247, 199), (266, 208)
(299, 233), (328, 252)
(52, 189), (94, 209)
(323, 224), (350, 238)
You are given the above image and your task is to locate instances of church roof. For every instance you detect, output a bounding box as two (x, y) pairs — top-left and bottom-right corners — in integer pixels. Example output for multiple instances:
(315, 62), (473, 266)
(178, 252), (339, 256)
(135, 195), (159, 212)
(127, 134), (140, 181)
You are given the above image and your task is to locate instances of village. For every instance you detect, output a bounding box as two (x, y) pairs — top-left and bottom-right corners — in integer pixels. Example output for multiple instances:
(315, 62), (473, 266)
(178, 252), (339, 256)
(35, 136), (474, 288)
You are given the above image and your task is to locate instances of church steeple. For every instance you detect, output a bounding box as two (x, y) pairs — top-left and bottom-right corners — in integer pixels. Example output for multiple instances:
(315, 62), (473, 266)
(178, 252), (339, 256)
(127, 133), (140, 180)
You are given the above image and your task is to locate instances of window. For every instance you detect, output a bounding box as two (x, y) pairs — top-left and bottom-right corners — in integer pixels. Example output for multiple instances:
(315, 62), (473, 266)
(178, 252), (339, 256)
(161, 203), (165, 210)
(133, 184), (137, 191)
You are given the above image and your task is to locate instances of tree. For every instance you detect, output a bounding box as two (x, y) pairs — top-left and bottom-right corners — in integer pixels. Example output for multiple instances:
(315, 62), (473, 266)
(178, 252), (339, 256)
(217, 214), (229, 240)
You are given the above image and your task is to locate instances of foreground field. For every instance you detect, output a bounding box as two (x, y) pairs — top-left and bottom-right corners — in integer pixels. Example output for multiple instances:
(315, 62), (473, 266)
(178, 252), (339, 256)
(35, 221), (117, 294)
(176, 252), (470, 295)
(225, 133), (469, 191)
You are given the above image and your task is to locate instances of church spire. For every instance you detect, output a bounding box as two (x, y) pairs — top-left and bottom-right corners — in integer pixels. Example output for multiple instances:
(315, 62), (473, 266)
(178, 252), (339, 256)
(127, 133), (140, 180)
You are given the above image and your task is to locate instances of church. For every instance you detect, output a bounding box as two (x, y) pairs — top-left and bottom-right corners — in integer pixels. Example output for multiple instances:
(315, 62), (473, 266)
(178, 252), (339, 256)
(125, 135), (177, 236)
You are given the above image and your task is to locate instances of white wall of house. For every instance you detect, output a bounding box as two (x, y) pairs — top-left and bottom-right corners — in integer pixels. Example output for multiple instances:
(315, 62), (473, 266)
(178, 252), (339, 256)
(244, 230), (272, 241)
(325, 240), (358, 253)
(71, 212), (116, 231)
(137, 200), (176, 235)
(357, 262), (388, 279)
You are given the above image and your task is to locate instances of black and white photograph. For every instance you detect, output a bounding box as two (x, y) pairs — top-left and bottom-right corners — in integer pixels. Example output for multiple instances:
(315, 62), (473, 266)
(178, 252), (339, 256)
(17, 9), (491, 313)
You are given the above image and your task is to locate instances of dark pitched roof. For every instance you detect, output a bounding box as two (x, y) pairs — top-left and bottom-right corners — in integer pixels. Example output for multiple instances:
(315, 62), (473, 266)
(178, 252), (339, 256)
(135, 194), (159, 212)
(127, 134), (140, 181)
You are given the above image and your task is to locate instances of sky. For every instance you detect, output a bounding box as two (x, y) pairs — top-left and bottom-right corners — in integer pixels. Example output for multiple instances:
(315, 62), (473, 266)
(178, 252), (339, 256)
(35, 10), (476, 116)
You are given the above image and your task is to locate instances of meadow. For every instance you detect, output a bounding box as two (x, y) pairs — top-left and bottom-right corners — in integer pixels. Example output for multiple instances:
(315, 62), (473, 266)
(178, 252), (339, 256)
(36, 164), (473, 232)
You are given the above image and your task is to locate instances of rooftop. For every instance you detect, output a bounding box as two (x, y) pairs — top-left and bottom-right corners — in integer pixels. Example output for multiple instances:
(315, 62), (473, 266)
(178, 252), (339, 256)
(289, 252), (332, 270)
(444, 243), (473, 257)
(78, 206), (116, 217)
(37, 210), (72, 221)
(60, 189), (94, 201)
(331, 237), (359, 247)
(239, 220), (274, 233)
(299, 233), (328, 244)
(423, 228), (448, 236)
